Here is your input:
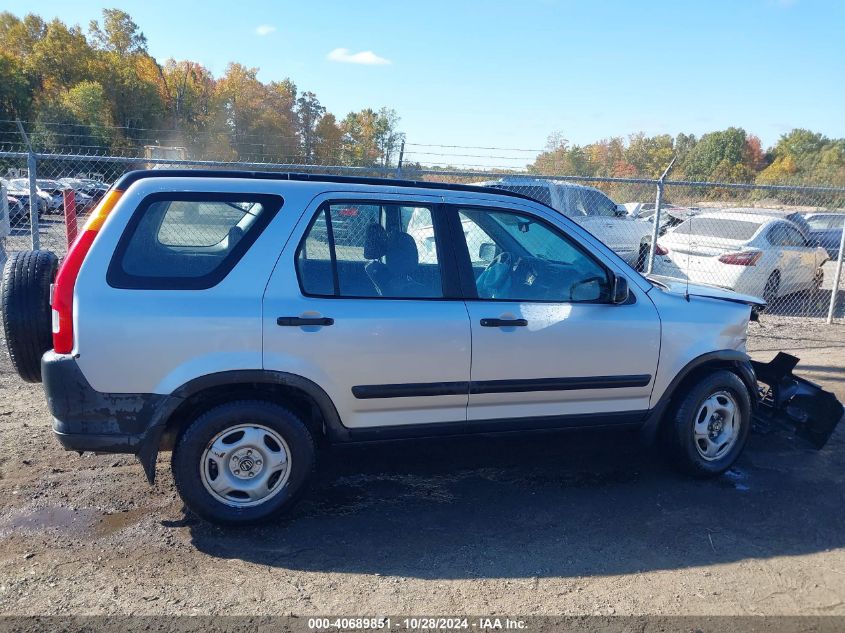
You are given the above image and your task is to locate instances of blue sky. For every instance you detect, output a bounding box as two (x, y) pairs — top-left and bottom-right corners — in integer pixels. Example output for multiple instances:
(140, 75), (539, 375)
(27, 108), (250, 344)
(8, 0), (845, 166)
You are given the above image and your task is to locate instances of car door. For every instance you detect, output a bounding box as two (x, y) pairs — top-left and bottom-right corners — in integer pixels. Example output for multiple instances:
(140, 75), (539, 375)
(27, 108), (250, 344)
(447, 200), (661, 425)
(262, 193), (472, 431)
(772, 223), (815, 293)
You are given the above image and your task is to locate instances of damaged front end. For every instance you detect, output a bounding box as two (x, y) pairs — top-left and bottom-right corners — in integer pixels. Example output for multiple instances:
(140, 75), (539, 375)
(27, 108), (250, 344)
(751, 352), (844, 449)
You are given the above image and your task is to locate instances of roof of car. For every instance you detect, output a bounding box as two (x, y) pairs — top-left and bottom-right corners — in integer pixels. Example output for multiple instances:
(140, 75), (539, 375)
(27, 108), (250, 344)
(114, 169), (546, 207)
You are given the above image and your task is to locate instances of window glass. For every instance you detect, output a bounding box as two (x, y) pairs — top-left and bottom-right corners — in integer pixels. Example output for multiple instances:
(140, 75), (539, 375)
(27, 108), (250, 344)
(457, 208), (611, 303)
(768, 223), (805, 246)
(675, 219), (761, 240)
(781, 224), (807, 246)
(805, 215), (832, 230)
(296, 203), (443, 299)
(580, 188), (618, 217)
(111, 194), (281, 288)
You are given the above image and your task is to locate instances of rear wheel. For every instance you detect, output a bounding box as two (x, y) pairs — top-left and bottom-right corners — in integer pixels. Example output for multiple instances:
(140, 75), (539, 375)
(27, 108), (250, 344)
(662, 370), (751, 477)
(1, 250), (58, 382)
(762, 271), (780, 310)
(172, 400), (316, 525)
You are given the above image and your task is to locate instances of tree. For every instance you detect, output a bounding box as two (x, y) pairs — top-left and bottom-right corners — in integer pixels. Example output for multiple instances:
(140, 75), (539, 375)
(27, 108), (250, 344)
(679, 127), (752, 182)
(0, 52), (32, 122)
(0, 13), (46, 60)
(88, 9), (147, 55)
(29, 19), (93, 92)
(296, 91), (325, 163)
(314, 113), (344, 164)
(161, 59), (216, 145)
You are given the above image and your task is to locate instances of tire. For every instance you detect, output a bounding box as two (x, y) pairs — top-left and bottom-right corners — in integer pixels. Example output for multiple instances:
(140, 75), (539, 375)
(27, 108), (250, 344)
(172, 400), (316, 526)
(1, 250), (58, 382)
(635, 242), (649, 272)
(662, 369), (752, 477)
(761, 271), (780, 310)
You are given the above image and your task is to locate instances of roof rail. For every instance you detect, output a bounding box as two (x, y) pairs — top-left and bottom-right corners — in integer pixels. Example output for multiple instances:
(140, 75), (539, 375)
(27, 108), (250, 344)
(112, 169), (540, 205)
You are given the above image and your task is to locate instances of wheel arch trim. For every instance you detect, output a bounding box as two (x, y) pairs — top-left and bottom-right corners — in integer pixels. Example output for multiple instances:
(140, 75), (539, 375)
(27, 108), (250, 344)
(640, 349), (757, 444)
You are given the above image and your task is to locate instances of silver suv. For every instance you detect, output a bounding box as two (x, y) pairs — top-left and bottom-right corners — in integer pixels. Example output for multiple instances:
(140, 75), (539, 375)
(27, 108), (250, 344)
(2, 171), (841, 525)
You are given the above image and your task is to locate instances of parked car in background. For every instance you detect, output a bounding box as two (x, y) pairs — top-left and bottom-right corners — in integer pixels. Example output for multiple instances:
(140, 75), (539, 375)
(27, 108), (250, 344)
(3, 179), (47, 216)
(59, 177), (108, 206)
(474, 178), (654, 269)
(652, 211), (829, 304)
(9, 179), (59, 214)
(6, 194), (29, 224)
(53, 178), (95, 211)
(623, 202), (700, 236)
(35, 179), (71, 213)
(803, 212), (844, 260)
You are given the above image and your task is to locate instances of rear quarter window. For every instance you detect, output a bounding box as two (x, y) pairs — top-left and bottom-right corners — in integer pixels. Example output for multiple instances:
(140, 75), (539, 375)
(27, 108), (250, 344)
(107, 192), (283, 289)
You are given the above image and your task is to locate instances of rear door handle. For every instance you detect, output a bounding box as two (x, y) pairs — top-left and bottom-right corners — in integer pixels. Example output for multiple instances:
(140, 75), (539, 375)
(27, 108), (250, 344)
(480, 318), (528, 327)
(277, 316), (334, 327)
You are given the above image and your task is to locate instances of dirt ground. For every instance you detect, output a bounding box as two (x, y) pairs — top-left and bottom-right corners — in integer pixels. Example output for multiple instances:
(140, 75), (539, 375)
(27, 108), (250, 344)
(0, 316), (843, 617)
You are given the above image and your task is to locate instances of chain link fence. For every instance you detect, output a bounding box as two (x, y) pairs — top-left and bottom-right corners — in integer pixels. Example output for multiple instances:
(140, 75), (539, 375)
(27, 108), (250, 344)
(1, 150), (843, 330)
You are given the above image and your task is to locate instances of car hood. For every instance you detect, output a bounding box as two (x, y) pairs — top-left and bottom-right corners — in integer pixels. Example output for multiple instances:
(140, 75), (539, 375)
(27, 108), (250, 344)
(646, 274), (765, 307)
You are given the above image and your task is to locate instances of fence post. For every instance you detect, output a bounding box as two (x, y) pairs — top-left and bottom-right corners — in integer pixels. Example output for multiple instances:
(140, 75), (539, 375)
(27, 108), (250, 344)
(62, 188), (77, 248)
(395, 140), (405, 178)
(645, 157), (676, 275)
(15, 120), (40, 250)
(826, 226), (845, 324)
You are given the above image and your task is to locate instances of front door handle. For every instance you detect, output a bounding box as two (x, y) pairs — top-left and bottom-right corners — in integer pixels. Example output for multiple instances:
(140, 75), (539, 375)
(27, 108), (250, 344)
(480, 318), (527, 327)
(277, 316), (334, 327)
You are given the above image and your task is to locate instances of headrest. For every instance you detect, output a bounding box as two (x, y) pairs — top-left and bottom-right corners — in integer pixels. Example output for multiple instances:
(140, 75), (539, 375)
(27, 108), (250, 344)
(385, 231), (419, 276)
(363, 223), (388, 260)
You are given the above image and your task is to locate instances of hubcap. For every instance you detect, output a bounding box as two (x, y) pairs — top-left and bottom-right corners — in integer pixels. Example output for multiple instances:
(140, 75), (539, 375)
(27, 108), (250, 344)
(693, 390), (741, 461)
(200, 424), (291, 508)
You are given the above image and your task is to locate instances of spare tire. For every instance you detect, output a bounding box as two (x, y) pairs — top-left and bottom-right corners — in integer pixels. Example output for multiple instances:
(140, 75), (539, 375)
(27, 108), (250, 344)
(1, 250), (59, 382)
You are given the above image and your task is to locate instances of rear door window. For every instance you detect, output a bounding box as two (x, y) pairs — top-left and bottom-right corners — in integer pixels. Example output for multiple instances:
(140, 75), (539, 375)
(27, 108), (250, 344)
(108, 192), (283, 289)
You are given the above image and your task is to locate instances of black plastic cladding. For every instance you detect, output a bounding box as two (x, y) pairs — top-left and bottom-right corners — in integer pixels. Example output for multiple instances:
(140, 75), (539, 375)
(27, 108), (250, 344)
(112, 170), (548, 207)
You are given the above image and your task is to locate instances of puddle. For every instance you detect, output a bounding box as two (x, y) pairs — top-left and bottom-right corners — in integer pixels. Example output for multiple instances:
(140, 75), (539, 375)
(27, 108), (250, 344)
(93, 508), (149, 537)
(0, 506), (95, 536)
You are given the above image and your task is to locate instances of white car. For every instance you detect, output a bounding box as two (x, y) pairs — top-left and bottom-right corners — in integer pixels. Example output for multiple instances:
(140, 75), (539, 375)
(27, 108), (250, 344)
(9, 178), (60, 213)
(474, 178), (654, 269)
(652, 211), (829, 303)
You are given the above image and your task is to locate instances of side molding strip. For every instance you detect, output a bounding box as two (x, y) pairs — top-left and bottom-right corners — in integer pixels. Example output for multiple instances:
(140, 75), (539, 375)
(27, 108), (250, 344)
(352, 375), (652, 399)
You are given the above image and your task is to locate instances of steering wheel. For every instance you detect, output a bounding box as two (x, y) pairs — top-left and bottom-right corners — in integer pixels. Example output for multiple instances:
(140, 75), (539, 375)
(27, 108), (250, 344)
(484, 251), (514, 273)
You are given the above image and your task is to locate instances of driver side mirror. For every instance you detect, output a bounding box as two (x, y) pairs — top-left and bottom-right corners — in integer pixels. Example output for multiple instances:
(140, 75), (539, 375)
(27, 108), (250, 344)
(612, 274), (630, 304)
(478, 242), (497, 263)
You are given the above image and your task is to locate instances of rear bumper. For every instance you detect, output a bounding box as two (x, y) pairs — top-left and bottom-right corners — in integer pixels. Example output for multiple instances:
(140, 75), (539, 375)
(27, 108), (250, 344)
(42, 351), (182, 480)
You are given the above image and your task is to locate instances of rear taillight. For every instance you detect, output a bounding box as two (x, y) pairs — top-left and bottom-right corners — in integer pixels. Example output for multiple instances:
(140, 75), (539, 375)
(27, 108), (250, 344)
(718, 250), (762, 266)
(339, 207), (359, 217)
(51, 189), (122, 353)
(654, 243), (668, 256)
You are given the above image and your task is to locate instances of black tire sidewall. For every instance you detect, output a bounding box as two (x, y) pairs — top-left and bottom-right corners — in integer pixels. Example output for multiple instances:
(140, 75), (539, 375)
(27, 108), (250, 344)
(1, 250), (58, 382)
(172, 401), (316, 526)
(667, 370), (751, 477)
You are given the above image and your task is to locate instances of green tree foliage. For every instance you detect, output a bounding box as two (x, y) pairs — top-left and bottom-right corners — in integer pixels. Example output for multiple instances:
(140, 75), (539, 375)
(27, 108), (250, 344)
(2, 9), (403, 164)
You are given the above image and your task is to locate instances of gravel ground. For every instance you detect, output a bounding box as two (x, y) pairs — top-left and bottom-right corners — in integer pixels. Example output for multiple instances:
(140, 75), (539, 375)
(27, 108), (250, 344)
(0, 316), (843, 617)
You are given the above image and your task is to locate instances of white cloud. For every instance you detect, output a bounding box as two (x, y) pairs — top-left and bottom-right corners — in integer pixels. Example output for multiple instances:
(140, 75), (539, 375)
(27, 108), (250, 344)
(326, 48), (391, 66)
(255, 24), (276, 36)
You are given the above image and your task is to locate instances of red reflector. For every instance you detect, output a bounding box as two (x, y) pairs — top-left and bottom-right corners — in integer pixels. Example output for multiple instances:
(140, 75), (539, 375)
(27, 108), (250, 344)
(718, 251), (762, 266)
(654, 243), (668, 256)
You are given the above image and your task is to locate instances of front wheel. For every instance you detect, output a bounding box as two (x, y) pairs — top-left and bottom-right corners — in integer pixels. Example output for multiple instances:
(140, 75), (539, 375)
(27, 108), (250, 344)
(172, 401), (316, 525)
(662, 370), (751, 477)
